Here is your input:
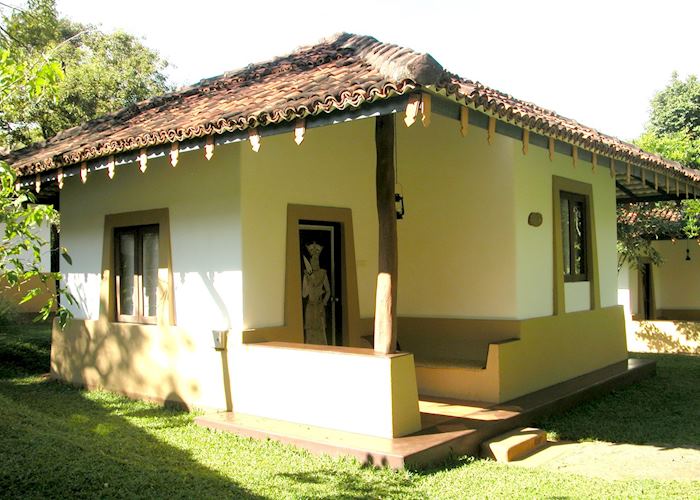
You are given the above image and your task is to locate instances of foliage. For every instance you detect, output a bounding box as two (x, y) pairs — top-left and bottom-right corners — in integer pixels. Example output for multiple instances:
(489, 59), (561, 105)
(0, 160), (74, 326)
(616, 203), (685, 270)
(1, 324), (698, 497)
(648, 72), (700, 142)
(635, 129), (700, 169)
(620, 73), (700, 268)
(0, 29), (73, 326)
(0, 0), (170, 147)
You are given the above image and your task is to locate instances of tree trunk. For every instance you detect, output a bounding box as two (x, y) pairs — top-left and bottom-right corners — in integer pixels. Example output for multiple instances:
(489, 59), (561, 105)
(373, 115), (398, 354)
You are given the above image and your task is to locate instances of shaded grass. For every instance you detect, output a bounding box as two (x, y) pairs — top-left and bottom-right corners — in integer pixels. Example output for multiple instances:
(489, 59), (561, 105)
(0, 318), (53, 377)
(1, 323), (698, 498)
(535, 353), (700, 447)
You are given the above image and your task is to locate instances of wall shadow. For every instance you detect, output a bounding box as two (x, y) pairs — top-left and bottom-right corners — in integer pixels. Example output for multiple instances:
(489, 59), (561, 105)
(635, 321), (700, 354)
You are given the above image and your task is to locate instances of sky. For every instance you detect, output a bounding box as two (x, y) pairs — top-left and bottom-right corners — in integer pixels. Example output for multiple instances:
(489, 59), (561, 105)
(53, 0), (700, 142)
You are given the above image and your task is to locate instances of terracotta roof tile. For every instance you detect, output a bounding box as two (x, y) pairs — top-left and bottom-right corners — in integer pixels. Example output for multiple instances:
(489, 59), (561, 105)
(7, 33), (700, 184)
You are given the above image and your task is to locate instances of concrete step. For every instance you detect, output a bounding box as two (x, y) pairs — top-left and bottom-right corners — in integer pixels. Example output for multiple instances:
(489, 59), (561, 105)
(480, 427), (547, 462)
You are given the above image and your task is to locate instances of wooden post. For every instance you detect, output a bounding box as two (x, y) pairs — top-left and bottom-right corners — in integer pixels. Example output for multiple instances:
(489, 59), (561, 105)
(374, 115), (398, 354)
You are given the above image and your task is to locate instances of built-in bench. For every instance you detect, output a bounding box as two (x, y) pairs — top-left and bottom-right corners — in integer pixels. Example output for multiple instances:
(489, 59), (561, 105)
(361, 317), (520, 369)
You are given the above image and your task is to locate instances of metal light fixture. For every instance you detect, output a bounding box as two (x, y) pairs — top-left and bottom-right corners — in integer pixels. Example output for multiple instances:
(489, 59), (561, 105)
(395, 193), (405, 220)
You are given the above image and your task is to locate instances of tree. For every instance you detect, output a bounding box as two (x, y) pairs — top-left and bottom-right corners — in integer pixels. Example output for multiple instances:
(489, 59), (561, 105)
(0, 0), (170, 147)
(648, 72), (700, 141)
(0, 47), (73, 326)
(616, 203), (686, 271)
(619, 73), (700, 269)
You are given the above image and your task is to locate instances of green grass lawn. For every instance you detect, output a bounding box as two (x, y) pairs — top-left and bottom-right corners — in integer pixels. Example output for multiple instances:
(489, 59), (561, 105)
(1, 321), (698, 498)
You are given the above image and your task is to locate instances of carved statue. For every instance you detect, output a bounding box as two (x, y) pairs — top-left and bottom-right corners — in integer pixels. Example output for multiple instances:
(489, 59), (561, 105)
(302, 242), (331, 345)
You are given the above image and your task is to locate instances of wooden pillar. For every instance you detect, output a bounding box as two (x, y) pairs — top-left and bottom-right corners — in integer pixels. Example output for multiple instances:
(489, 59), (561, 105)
(374, 115), (398, 354)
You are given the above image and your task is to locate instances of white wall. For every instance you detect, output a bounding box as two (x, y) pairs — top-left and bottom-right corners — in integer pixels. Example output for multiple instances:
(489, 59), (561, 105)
(514, 139), (619, 318)
(0, 207), (52, 272)
(60, 146), (243, 333)
(617, 263), (637, 318)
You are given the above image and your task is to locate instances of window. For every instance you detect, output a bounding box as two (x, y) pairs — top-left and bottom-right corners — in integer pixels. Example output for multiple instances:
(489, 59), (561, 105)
(560, 191), (588, 282)
(115, 225), (159, 323)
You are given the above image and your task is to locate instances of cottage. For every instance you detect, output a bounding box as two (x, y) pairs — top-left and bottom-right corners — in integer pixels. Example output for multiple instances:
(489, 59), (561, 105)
(10, 33), (700, 441)
(617, 205), (700, 354)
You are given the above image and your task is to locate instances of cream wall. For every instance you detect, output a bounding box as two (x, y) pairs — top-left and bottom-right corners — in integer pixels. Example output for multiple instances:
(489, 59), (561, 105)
(231, 342), (421, 437)
(396, 114), (518, 318)
(241, 113), (620, 328)
(60, 147), (243, 333)
(241, 113), (520, 325)
(240, 120), (378, 327)
(651, 240), (700, 310)
(514, 140), (618, 318)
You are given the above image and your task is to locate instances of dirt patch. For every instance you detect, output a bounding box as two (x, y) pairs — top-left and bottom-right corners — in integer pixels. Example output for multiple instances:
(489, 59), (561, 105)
(512, 441), (700, 481)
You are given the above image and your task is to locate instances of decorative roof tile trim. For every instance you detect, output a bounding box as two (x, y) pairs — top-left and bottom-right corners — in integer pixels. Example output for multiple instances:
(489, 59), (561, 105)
(6, 32), (700, 186)
(52, 83), (411, 170)
(433, 78), (700, 182)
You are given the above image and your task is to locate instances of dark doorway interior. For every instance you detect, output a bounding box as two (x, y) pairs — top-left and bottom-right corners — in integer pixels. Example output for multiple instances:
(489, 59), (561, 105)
(299, 221), (343, 346)
(641, 263), (653, 320)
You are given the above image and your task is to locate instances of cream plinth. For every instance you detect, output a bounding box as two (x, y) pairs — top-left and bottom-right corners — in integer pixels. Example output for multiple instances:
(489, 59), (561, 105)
(231, 342), (421, 438)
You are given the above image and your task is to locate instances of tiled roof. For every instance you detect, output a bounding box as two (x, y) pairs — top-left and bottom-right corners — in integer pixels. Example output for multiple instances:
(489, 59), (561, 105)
(7, 33), (700, 184)
(619, 204), (684, 225)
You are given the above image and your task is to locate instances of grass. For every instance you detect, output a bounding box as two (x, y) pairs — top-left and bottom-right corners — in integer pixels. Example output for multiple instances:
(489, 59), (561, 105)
(535, 352), (700, 447)
(1, 322), (698, 499)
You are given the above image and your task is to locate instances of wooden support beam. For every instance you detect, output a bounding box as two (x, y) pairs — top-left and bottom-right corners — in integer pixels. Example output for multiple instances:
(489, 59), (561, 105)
(139, 148), (148, 172)
(170, 142), (179, 167)
(487, 117), (496, 144)
(522, 129), (529, 155)
(548, 137), (554, 161)
(421, 94), (431, 127)
(610, 158), (616, 178)
(57, 168), (64, 190)
(460, 106), (469, 137)
(572, 145), (578, 168)
(205, 135), (215, 160)
(374, 115), (398, 355)
(80, 162), (88, 183)
(626, 162), (631, 183)
(616, 181), (640, 200)
(294, 119), (306, 145)
(592, 152), (597, 172)
(404, 94), (420, 127)
(248, 128), (261, 152)
(107, 156), (115, 179)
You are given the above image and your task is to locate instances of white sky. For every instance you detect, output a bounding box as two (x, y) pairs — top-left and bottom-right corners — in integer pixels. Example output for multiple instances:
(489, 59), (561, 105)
(54, 0), (699, 141)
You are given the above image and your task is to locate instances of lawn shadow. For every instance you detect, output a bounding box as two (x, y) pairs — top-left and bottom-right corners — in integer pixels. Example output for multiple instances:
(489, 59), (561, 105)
(533, 353), (700, 450)
(0, 375), (263, 498)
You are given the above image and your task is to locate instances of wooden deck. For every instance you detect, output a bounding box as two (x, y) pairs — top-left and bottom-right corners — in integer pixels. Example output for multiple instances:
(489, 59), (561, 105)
(195, 358), (655, 469)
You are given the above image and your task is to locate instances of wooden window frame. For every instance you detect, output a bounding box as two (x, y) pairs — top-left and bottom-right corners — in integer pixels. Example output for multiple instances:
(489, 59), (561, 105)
(114, 224), (159, 324)
(560, 191), (589, 283)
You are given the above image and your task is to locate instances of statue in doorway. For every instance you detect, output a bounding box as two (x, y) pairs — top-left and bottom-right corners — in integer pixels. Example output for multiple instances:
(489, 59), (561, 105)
(302, 242), (331, 345)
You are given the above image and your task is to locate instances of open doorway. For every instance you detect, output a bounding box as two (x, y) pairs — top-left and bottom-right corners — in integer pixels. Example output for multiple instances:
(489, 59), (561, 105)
(299, 221), (343, 346)
(638, 262), (655, 320)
